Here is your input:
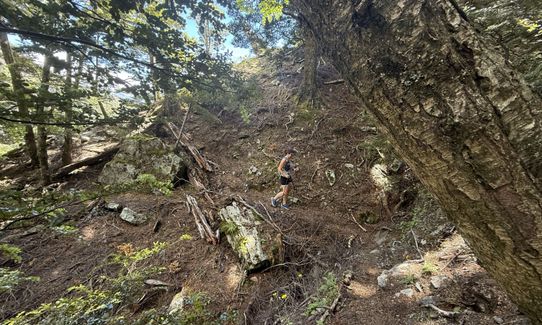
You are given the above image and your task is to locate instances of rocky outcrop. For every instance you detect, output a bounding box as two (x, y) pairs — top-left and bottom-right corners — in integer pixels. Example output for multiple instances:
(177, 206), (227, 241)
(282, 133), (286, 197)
(98, 135), (187, 186)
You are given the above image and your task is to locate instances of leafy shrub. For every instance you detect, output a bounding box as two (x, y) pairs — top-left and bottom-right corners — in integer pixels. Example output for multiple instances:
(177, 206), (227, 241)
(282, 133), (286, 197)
(132, 174), (173, 196)
(4, 285), (122, 325)
(401, 274), (417, 285)
(5, 242), (166, 324)
(305, 272), (339, 317)
(0, 243), (22, 263)
(0, 268), (39, 293)
(219, 221), (239, 235)
(422, 261), (437, 275)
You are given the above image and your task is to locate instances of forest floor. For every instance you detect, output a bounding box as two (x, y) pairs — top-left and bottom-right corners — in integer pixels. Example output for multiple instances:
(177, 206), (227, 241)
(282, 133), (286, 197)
(0, 54), (532, 324)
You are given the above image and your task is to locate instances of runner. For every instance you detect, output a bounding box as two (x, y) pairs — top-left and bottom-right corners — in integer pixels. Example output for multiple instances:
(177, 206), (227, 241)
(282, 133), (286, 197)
(271, 147), (296, 209)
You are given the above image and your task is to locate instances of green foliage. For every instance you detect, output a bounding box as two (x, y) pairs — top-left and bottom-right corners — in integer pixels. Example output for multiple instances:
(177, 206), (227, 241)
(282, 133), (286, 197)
(0, 187), (80, 223)
(119, 292), (238, 325)
(0, 172), (173, 228)
(398, 200), (427, 233)
(220, 221), (239, 235)
(517, 18), (542, 34)
(230, 0), (295, 53)
(401, 274), (417, 285)
(422, 261), (438, 275)
(0, 143), (17, 156)
(0, 243), (22, 263)
(0, 268), (40, 293)
(5, 242), (166, 324)
(180, 234), (193, 241)
(191, 72), (261, 124)
(51, 224), (78, 235)
(239, 105), (251, 124)
(258, 0), (289, 24)
(305, 272), (339, 317)
(133, 174), (173, 196)
(237, 237), (250, 255)
(5, 285), (122, 325)
(399, 218), (418, 233)
(112, 241), (167, 274)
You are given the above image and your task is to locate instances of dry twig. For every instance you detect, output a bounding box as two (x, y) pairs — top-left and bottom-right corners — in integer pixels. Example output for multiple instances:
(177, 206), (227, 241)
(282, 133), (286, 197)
(411, 229), (424, 260)
(425, 304), (460, 318)
(350, 214), (367, 232)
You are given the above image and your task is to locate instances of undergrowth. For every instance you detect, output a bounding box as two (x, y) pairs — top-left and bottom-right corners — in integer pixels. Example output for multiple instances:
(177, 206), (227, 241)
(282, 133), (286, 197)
(305, 272), (339, 319)
(4, 242), (238, 324)
(0, 173), (173, 228)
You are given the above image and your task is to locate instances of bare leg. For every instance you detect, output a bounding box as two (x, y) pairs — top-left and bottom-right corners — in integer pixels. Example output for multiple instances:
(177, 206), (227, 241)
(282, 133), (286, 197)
(282, 184), (290, 205)
(274, 185), (286, 201)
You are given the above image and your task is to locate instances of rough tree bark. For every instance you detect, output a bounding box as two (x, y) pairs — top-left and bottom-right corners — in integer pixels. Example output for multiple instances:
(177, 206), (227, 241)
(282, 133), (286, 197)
(36, 54), (52, 185)
(291, 0), (542, 322)
(0, 32), (39, 166)
(298, 21), (319, 106)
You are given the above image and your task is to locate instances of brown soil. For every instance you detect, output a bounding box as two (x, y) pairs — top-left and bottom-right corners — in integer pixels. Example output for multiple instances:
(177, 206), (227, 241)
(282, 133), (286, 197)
(0, 56), (531, 325)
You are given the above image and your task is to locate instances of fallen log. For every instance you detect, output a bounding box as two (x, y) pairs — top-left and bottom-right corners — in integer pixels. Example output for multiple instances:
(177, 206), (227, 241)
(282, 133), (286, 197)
(186, 195), (218, 245)
(219, 201), (284, 273)
(54, 145), (119, 179)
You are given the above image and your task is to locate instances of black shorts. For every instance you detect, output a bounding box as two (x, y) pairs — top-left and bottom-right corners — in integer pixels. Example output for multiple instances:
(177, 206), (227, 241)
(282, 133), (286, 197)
(280, 176), (292, 185)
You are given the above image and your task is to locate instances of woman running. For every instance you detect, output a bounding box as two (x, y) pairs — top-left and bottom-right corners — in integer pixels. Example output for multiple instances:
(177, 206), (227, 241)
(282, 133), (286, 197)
(271, 147), (296, 209)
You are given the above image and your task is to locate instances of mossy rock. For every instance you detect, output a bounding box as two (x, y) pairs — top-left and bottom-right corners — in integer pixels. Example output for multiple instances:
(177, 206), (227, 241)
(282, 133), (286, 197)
(99, 135), (188, 186)
(219, 202), (284, 272)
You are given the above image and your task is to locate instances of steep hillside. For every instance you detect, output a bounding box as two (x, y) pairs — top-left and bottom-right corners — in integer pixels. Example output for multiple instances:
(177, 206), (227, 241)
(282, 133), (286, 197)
(0, 54), (531, 325)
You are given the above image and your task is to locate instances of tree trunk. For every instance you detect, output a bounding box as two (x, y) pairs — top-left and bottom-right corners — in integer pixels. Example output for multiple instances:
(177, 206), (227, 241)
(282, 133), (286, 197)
(62, 53), (73, 166)
(36, 54), (52, 185)
(297, 22), (319, 105)
(0, 32), (39, 166)
(291, 0), (542, 322)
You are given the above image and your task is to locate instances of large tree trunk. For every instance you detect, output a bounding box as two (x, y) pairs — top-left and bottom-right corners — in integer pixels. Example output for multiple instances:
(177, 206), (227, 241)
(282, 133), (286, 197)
(297, 22), (319, 105)
(291, 0), (542, 322)
(0, 32), (39, 166)
(36, 54), (52, 185)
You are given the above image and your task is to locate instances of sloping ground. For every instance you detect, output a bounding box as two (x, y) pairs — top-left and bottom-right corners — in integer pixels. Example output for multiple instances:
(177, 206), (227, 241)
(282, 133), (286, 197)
(0, 55), (531, 324)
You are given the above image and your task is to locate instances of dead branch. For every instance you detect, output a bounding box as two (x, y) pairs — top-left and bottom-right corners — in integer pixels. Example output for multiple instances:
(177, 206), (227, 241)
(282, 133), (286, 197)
(237, 196), (276, 229)
(53, 145), (119, 179)
(323, 79), (344, 85)
(261, 149), (276, 160)
(318, 291), (341, 324)
(440, 251), (463, 270)
(285, 114), (294, 130)
(174, 104), (191, 148)
(425, 304), (460, 318)
(186, 195), (218, 245)
(306, 253), (329, 268)
(257, 201), (284, 233)
(310, 116), (325, 139)
(350, 214), (367, 232)
(167, 122), (213, 172)
(411, 229), (424, 260)
(188, 169), (215, 205)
